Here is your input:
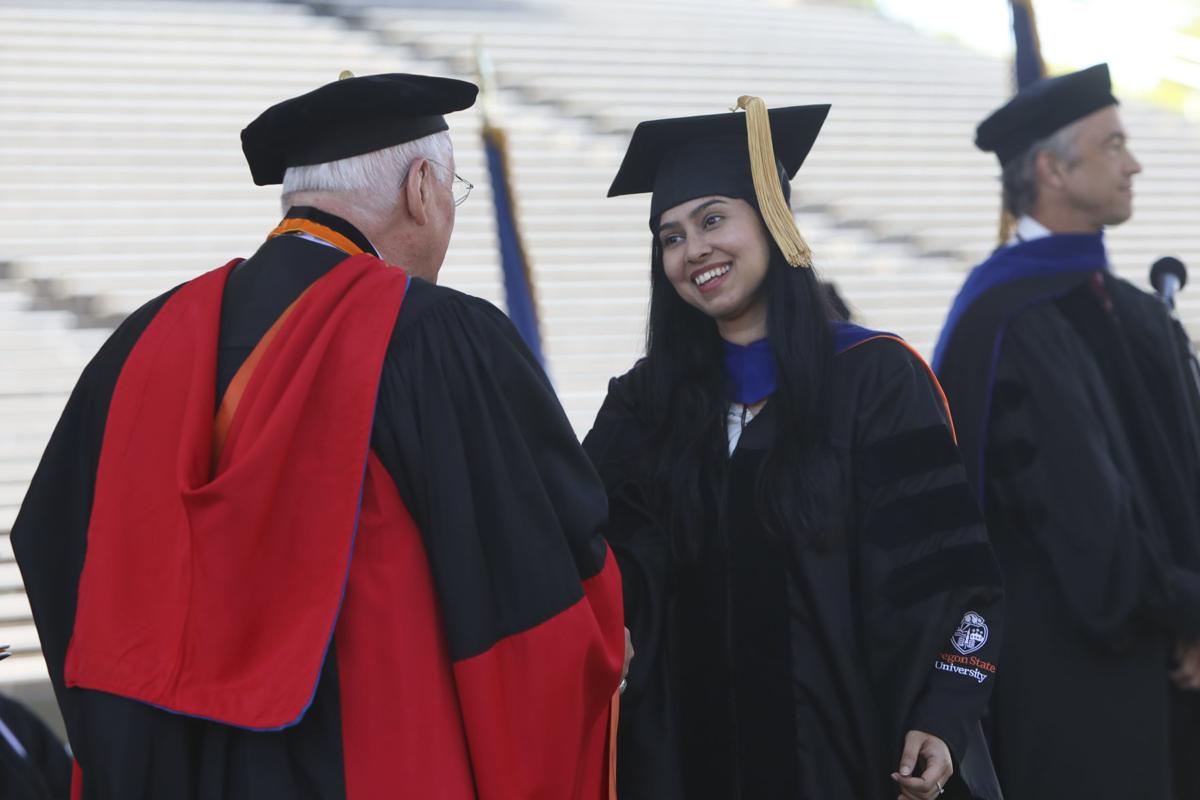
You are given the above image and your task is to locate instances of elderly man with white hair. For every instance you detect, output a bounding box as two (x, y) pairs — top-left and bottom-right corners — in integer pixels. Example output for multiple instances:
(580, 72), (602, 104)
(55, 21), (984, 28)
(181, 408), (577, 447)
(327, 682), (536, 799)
(12, 73), (626, 800)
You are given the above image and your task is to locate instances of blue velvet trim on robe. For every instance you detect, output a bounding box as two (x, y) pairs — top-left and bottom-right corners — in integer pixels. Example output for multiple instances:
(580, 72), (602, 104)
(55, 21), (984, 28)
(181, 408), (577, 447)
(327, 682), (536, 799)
(722, 322), (899, 406)
(723, 338), (777, 405)
(932, 232), (1108, 371)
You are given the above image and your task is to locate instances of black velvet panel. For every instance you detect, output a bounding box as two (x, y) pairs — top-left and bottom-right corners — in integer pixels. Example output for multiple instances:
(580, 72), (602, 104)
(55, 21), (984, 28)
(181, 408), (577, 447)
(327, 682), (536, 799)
(864, 482), (982, 550)
(1018, 499), (1050, 530)
(726, 447), (798, 798)
(989, 379), (1027, 416)
(883, 543), (1003, 607)
(983, 438), (1038, 480)
(859, 425), (960, 488)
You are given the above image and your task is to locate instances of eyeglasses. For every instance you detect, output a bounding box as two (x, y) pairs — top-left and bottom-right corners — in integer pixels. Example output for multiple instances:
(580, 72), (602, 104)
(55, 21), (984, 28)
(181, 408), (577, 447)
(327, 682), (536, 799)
(428, 160), (473, 206)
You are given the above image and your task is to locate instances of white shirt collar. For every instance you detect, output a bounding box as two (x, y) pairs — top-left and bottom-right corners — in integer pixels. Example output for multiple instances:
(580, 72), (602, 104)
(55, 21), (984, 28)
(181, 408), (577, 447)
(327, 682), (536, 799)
(726, 402), (761, 456)
(1010, 215), (1053, 245)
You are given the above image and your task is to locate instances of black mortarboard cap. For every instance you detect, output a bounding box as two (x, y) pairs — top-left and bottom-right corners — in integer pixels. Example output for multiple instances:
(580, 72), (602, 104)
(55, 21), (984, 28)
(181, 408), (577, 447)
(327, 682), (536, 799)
(607, 104), (830, 229)
(241, 73), (479, 186)
(975, 63), (1117, 166)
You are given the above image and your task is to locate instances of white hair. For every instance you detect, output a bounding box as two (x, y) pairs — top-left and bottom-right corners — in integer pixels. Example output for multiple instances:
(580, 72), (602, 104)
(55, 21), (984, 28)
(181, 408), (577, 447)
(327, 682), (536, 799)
(280, 130), (454, 219)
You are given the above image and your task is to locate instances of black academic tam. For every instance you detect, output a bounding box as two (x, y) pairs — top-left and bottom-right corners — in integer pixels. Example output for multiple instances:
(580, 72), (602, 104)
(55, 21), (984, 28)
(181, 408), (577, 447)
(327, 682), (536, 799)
(975, 63), (1116, 166)
(241, 73), (478, 185)
(607, 104), (829, 225)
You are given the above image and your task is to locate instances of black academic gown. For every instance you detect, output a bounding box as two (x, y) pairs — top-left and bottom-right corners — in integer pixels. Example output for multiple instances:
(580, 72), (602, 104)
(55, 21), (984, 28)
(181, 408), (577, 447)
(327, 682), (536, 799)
(0, 695), (70, 800)
(584, 334), (1005, 800)
(12, 209), (618, 799)
(935, 239), (1200, 800)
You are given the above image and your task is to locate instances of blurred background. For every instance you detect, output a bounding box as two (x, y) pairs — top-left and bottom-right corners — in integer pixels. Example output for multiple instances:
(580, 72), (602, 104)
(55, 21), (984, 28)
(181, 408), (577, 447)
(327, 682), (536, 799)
(2, 0), (1199, 732)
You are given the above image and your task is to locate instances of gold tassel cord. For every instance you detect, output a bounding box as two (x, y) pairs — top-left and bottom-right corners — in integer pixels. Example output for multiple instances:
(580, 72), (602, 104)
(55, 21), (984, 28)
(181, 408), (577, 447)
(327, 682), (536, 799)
(998, 206), (1016, 248)
(734, 95), (812, 268)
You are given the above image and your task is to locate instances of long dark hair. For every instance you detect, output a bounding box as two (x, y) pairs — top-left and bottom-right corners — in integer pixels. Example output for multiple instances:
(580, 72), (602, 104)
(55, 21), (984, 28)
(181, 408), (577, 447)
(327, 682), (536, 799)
(641, 223), (840, 559)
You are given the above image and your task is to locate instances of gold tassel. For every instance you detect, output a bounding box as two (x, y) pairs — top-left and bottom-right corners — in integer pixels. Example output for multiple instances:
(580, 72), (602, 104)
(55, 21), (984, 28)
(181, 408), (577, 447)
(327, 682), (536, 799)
(734, 95), (812, 268)
(998, 206), (1016, 247)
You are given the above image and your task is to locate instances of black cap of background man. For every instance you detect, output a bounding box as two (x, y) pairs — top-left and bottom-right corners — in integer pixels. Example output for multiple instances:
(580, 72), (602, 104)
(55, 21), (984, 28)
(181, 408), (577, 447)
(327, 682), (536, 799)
(241, 73), (479, 186)
(975, 63), (1117, 167)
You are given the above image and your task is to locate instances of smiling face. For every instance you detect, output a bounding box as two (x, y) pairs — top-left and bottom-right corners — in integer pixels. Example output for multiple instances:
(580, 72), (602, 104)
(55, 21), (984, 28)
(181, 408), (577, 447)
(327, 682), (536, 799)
(657, 195), (772, 343)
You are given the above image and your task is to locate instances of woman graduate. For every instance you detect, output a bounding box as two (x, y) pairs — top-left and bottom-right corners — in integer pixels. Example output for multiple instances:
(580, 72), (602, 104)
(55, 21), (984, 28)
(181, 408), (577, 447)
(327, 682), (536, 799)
(584, 98), (1005, 800)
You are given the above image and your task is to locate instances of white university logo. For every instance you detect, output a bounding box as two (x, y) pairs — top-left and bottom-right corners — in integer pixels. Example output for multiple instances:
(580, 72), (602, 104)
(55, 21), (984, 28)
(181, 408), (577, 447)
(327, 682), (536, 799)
(951, 611), (989, 655)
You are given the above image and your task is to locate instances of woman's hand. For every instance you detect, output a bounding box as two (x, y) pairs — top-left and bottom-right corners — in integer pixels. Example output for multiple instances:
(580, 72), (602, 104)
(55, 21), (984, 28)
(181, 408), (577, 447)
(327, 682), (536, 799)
(891, 729), (952, 800)
(1171, 640), (1200, 690)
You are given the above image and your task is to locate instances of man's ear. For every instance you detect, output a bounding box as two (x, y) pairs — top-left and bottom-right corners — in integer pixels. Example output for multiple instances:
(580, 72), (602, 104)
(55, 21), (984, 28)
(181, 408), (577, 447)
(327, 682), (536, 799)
(1035, 149), (1066, 192)
(404, 158), (431, 226)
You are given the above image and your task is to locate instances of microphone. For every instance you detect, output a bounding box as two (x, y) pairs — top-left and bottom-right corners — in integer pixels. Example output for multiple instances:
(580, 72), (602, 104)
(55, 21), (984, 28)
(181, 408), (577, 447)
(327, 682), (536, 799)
(1151, 256), (1187, 311)
(1150, 257), (1200, 439)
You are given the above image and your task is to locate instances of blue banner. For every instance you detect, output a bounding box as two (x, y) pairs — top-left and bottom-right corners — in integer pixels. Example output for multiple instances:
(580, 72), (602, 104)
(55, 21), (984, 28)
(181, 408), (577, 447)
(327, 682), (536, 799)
(1011, 0), (1046, 88)
(482, 124), (545, 368)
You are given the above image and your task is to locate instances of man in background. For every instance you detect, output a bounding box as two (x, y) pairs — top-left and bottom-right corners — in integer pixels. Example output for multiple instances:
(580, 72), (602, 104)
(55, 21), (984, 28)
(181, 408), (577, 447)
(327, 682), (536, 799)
(934, 63), (1200, 800)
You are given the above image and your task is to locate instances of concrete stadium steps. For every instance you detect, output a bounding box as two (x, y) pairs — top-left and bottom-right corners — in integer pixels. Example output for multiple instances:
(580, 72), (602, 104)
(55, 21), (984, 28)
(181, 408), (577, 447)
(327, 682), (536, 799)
(360, 0), (1200, 340)
(0, 532), (43, 685)
(0, 292), (99, 490)
(0, 0), (1090, 431)
(360, 0), (998, 327)
(0, 292), (90, 688)
(0, 0), (517, 383)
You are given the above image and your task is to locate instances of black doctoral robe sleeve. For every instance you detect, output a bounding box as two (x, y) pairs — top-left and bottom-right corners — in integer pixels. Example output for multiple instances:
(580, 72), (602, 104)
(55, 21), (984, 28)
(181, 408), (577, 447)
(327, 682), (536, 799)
(986, 306), (1200, 645)
(580, 365), (684, 799)
(850, 340), (1004, 771)
(371, 286), (613, 650)
(368, 284), (624, 796)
